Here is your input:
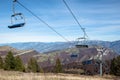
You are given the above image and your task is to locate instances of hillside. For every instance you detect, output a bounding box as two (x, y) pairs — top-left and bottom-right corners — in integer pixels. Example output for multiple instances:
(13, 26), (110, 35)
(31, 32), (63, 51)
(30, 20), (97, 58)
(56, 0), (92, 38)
(0, 44), (119, 74)
(0, 40), (120, 54)
(0, 46), (24, 57)
(0, 46), (39, 64)
(33, 47), (118, 68)
(0, 45), (118, 67)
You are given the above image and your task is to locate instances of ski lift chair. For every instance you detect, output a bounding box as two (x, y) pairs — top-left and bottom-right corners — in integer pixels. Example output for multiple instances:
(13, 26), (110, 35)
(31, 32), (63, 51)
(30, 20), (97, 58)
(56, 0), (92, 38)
(75, 37), (88, 48)
(8, 13), (25, 29)
(71, 54), (78, 58)
(76, 45), (88, 48)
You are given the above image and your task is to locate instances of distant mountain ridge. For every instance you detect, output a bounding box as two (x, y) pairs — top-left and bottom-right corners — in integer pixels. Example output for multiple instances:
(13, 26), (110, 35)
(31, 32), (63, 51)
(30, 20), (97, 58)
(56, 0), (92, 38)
(0, 42), (70, 53)
(0, 45), (118, 68)
(87, 40), (120, 54)
(0, 40), (120, 54)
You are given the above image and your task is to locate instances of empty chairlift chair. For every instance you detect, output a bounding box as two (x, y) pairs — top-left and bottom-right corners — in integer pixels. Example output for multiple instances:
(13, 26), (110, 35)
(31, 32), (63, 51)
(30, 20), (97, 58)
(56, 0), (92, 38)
(8, 0), (25, 29)
(75, 37), (88, 48)
(8, 13), (25, 29)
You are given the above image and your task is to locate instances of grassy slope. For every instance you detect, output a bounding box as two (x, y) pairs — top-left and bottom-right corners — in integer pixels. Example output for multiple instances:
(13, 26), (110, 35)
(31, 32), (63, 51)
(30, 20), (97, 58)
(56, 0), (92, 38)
(0, 70), (119, 80)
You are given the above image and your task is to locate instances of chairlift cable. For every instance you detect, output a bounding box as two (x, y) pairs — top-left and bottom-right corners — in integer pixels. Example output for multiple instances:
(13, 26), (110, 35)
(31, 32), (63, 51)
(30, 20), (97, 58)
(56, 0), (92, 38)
(62, 0), (88, 38)
(63, 0), (89, 48)
(16, 0), (70, 42)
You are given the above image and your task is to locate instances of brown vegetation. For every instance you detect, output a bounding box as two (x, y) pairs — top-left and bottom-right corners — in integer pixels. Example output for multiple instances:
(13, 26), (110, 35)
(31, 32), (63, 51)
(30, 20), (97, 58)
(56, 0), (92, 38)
(0, 70), (119, 80)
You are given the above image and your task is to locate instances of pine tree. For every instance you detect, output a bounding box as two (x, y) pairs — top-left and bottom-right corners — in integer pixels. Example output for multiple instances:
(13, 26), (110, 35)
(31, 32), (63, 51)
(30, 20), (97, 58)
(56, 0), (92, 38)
(0, 56), (3, 69)
(110, 56), (120, 76)
(54, 58), (62, 73)
(110, 58), (116, 74)
(4, 51), (16, 70)
(15, 56), (25, 72)
(27, 58), (40, 72)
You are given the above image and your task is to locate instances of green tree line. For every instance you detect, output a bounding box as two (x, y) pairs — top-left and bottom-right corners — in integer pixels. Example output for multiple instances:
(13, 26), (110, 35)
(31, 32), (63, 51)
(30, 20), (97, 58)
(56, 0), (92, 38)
(0, 51), (42, 72)
(0, 51), (120, 76)
(0, 51), (63, 73)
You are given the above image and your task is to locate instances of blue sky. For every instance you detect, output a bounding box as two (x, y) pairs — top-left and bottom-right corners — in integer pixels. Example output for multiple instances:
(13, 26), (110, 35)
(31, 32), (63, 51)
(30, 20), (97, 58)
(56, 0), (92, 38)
(0, 0), (120, 43)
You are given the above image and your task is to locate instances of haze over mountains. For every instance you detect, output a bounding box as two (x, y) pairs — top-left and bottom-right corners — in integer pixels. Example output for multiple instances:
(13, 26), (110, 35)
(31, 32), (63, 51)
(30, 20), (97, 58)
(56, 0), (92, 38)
(0, 40), (120, 54)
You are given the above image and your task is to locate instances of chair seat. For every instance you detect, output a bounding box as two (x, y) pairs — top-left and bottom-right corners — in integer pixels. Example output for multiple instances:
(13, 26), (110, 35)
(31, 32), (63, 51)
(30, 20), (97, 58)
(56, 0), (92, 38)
(71, 54), (78, 58)
(8, 23), (25, 28)
(76, 45), (88, 48)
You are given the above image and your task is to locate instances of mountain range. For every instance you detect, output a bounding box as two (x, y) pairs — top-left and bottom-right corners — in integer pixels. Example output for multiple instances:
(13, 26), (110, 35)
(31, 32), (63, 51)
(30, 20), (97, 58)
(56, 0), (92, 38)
(0, 45), (118, 68)
(0, 40), (120, 54)
(0, 40), (119, 72)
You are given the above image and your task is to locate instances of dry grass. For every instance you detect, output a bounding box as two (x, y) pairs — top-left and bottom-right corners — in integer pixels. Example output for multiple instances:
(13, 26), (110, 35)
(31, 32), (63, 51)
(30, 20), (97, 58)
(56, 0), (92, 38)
(0, 70), (119, 80)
